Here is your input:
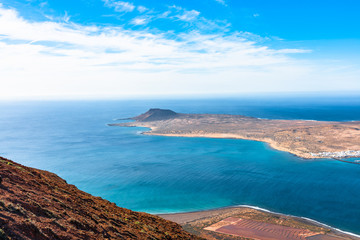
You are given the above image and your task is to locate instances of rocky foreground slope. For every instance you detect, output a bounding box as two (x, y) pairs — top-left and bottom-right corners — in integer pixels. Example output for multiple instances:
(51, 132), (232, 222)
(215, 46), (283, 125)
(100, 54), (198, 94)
(0, 157), (201, 240)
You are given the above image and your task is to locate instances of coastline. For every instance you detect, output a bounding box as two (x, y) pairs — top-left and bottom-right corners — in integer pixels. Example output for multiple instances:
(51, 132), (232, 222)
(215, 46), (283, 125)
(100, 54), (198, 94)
(110, 109), (360, 239)
(142, 131), (360, 163)
(158, 205), (360, 239)
(113, 108), (360, 160)
(141, 131), (317, 159)
(111, 121), (318, 159)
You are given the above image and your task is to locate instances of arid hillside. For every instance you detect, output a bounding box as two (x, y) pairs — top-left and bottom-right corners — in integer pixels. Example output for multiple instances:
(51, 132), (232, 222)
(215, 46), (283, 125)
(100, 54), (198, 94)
(0, 157), (201, 240)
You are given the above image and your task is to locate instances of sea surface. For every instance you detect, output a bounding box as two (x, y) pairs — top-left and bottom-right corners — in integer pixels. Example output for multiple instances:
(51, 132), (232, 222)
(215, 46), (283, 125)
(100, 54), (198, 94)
(0, 96), (360, 234)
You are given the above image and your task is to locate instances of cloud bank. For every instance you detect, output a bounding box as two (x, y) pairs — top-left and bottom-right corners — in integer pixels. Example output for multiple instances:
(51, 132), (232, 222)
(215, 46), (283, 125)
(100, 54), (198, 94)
(0, 5), (358, 99)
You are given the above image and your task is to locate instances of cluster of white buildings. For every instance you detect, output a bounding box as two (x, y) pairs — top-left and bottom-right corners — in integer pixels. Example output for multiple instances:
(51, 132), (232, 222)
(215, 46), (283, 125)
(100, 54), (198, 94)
(311, 150), (360, 158)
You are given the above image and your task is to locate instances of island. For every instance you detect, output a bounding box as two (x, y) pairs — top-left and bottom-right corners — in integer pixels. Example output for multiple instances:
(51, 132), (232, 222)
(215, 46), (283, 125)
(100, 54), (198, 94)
(111, 108), (360, 159)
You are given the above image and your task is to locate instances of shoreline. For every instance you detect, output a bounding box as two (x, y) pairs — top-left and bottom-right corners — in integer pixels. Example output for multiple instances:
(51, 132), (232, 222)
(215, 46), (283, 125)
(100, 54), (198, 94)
(157, 205), (360, 239)
(113, 108), (360, 160)
(142, 131), (318, 159)
(140, 131), (360, 161)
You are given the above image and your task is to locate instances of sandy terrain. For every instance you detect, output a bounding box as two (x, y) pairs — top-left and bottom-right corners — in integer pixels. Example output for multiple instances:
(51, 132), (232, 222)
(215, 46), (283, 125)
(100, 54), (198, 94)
(113, 109), (360, 159)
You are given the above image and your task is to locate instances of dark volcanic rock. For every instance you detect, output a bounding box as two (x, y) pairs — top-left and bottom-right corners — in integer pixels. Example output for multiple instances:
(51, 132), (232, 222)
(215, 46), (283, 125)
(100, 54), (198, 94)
(0, 157), (202, 240)
(132, 108), (178, 122)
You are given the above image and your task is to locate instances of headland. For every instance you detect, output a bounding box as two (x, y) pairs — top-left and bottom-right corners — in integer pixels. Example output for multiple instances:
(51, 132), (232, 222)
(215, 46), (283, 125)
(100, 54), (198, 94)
(111, 108), (360, 159)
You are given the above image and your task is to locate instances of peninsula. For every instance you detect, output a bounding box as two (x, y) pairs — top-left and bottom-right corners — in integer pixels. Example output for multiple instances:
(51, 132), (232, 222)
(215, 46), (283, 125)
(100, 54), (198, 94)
(111, 108), (360, 159)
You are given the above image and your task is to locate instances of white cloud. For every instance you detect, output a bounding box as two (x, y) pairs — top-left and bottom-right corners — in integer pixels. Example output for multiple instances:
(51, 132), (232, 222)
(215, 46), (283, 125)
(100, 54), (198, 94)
(39, 2), (48, 8)
(169, 6), (200, 22)
(215, 0), (227, 6)
(0, 6), (358, 100)
(137, 6), (147, 13)
(103, 3), (225, 32)
(131, 17), (149, 25)
(275, 49), (311, 54)
(253, 13), (260, 18)
(158, 10), (171, 18)
(103, 0), (135, 13)
(176, 9), (200, 21)
(162, 6), (228, 32)
(63, 11), (70, 23)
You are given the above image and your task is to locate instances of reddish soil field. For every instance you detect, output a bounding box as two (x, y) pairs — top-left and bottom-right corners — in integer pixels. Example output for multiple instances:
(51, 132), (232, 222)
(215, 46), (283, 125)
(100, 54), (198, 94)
(205, 217), (330, 240)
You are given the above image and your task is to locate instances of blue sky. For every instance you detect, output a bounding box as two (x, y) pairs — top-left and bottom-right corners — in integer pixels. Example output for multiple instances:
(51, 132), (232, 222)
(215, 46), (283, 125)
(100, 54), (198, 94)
(0, 0), (359, 99)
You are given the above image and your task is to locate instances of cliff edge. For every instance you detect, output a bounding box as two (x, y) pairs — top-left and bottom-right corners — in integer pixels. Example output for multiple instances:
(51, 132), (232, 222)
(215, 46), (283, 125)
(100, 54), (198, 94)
(0, 157), (201, 240)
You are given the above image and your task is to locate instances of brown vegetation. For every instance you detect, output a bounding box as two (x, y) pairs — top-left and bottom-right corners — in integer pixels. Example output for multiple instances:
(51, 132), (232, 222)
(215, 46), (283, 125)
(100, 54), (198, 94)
(0, 157), (202, 240)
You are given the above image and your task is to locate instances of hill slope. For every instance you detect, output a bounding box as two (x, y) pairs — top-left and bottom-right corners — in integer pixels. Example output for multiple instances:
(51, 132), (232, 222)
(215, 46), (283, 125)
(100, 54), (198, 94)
(0, 157), (201, 240)
(131, 109), (178, 122)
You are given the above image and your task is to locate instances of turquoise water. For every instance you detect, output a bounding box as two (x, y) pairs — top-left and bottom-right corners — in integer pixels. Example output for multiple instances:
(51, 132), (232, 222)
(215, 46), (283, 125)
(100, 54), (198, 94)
(0, 97), (360, 234)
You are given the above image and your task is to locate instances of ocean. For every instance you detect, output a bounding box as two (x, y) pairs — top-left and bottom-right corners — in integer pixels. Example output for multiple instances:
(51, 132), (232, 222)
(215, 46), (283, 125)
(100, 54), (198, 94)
(0, 96), (360, 234)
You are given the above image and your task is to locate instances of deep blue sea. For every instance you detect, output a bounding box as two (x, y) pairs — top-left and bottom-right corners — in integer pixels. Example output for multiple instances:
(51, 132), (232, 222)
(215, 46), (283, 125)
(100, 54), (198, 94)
(0, 96), (360, 234)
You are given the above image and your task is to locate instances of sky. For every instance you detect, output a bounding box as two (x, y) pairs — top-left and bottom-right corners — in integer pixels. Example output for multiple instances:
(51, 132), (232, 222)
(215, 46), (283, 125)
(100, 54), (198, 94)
(0, 0), (359, 100)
